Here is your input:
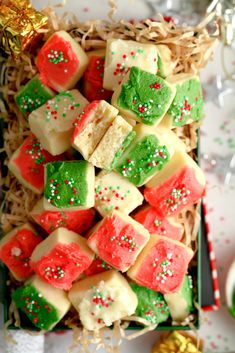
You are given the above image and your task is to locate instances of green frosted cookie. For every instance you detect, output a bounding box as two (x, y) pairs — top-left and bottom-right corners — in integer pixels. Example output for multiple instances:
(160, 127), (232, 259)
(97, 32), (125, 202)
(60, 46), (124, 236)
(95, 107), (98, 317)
(164, 275), (193, 322)
(131, 282), (170, 325)
(12, 276), (70, 331)
(165, 74), (204, 128)
(112, 66), (176, 126)
(44, 161), (95, 210)
(115, 125), (173, 187)
(15, 75), (55, 117)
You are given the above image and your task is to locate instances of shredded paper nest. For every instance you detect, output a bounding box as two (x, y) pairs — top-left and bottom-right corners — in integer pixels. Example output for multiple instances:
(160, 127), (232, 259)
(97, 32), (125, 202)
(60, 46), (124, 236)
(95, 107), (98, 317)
(0, 2), (217, 351)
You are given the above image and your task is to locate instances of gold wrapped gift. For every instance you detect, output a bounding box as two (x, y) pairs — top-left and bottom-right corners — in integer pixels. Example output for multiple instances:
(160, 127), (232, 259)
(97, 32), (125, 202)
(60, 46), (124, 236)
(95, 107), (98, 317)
(152, 331), (203, 353)
(0, 0), (48, 57)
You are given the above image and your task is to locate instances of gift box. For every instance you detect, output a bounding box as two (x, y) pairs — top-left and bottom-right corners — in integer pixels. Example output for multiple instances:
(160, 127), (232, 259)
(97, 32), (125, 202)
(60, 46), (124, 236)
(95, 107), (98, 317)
(0, 8), (216, 333)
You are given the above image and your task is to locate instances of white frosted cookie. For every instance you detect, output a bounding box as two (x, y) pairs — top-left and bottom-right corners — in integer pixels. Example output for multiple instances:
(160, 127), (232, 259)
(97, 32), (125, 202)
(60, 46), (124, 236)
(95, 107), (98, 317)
(103, 39), (158, 91)
(29, 90), (88, 155)
(68, 270), (138, 331)
(95, 171), (143, 217)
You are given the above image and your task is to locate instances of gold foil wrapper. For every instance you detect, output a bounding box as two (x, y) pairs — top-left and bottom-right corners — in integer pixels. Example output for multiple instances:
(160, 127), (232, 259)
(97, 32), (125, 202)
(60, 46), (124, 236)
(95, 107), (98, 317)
(0, 0), (48, 57)
(152, 331), (203, 353)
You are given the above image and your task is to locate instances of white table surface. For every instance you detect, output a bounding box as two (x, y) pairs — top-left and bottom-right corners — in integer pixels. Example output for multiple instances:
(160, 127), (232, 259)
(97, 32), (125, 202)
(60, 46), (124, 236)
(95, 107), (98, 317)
(1, 0), (235, 352)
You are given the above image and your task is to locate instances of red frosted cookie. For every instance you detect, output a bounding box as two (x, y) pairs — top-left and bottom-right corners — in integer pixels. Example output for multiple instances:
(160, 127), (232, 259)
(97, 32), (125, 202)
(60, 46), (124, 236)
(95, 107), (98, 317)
(128, 235), (194, 294)
(0, 223), (43, 281)
(144, 151), (206, 217)
(84, 256), (113, 276)
(30, 227), (94, 290)
(83, 50), (112, 101)
(30, 198), (95, 234)
(8, 133), (62, 194)
(36, 30), (88, 92)
(133, 205), (183, 241)
(87, 210), (150, 272)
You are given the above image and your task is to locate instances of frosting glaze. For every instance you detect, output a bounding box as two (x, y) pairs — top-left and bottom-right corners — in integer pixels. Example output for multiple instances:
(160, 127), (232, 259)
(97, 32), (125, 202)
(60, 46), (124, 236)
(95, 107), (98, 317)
(133, 205), (183, 241)
(131, 282), (170, 324)
(87, 211), (150, 272)
(36, 31), (88, 92)
(31, 199), (95, 234)
(0, 225), (42, 280)
(116, 67), (175, 125)
(115, 134), (170, 186)
(31, 242), (93, 290)
(144, 166), (206, 217)
(9, 133), (62, 193)
(167, 77), (203, 127)
(12, 284), (59, 330)
(15, 75), (55, 117)
(44, 161), (94, 209)
(83, 55), (112, 101)
(128, 236), (193, 294)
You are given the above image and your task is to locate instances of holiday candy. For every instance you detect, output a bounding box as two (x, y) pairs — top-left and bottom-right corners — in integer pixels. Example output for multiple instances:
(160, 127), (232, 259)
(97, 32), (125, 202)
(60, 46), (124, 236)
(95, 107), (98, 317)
(131, 283), (170, 325)
(44, 161), (95, 211)
(115, 125), (174, 187)
(36, 30), (88, 92)
(30, 198), (95, 234)
(12, 275), (70, 330)
(8, 133), (62, 194)
(95, 171), (143, 217)
(111, 66), (176, 126)
(0, 223), (42, 281)
(89, 115), (135, 170)
(87, 210), (150, 272)
(161, 73), (204, 128)
(30, 227), (94, 290)
(133, 205), (184, 241)
(127, 235), (194, 294)
(103, 39), (158, 91)
(15, 75), (55, 117)
(152, 331), (203, 353)
(157, 45), (176, 79)
(164, 275), (194, 322)
(29, 89), (88, 156)
(71, 100), (118, 160)
(68, 270), (138, 331)
(83, 49), (112, 101)
(144, 151), (206, 216)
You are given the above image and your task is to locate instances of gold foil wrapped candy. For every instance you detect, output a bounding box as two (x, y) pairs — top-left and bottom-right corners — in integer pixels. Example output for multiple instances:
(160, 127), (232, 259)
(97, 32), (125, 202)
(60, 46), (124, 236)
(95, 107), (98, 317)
(152, 331), (203, 353)
(0, 0), (48, 57)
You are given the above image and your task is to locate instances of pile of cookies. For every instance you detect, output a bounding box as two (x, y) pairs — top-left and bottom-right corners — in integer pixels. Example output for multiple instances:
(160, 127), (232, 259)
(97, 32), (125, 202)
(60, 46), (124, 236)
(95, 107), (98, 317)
(0, 30), (205, 331)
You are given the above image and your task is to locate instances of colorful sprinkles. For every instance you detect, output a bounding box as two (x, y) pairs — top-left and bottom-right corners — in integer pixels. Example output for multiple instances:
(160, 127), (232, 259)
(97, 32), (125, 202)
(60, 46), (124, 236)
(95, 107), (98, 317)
(131, 282), (170, 324)
(117, 66), (174, 125)
(115, 134), (170, 186)
(12, 284), (59, 330)
(44, 161), (89, 208)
